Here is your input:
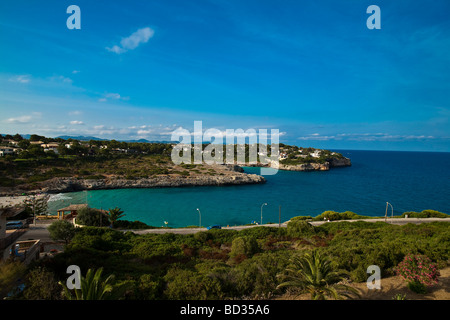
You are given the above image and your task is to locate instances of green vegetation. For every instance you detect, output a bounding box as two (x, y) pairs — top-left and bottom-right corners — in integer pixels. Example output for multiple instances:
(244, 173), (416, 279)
(48, 220), (76, 244)
(107, 207), (125, 228)
(277, 250), (359, 300)
(7, 216), (448, 300)
(401, 210), (448, 219)
(0, 134), (348, 190)
(279, 145), (345, 166)
(0, 261), (27, 298)
(60, 267), (131, 300)
(76, 207), (110, 227)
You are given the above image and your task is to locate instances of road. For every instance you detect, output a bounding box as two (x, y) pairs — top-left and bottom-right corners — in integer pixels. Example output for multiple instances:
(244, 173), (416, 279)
(133, 217), (449, 235)
(16, 217), (449, 239)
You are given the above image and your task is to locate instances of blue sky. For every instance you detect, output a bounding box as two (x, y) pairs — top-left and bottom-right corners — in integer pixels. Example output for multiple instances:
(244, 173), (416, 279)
(1, 0), (449, 151)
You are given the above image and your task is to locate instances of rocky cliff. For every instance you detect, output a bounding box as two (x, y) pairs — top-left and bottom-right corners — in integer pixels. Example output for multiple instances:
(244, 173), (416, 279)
(277, 162), (330, 171)
(265, 156), (351, 172)
(329, 157), (352, 168)
(39, 172), (265, 193)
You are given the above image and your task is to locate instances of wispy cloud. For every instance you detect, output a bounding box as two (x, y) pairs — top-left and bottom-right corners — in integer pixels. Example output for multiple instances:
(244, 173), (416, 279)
(6, 112), (41, 124)
(298, 133), (436, 142)
(98, 92), (130, 102)
(9, 74), (31, 84)
(106, 27), (154, 54)
(7, 115), (32, 124)
(69, 120), (84, 125)
(49, 75), (73, 84)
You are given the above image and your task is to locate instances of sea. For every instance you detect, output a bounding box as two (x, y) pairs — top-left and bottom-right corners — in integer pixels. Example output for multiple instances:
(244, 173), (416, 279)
(46, 150), (450, 228)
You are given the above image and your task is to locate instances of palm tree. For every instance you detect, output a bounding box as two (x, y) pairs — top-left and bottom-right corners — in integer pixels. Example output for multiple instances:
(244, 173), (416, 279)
(277, 250), (359, 300)
(107, 207), (125, 228)
(61, 267), (129, 300)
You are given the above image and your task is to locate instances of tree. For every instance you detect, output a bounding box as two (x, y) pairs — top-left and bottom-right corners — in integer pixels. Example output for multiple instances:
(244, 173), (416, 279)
(277, 250), (359, 300)
(107, 207), (125, 228)
(48, 220), (76, 244)
(24, 144), (46, 158)
(23, 195), (49, 222)
(76, 207), (109, 227)
(12, 133), (23, 141)
(60, 267), (130, 300)
(17, 139), (30, 149)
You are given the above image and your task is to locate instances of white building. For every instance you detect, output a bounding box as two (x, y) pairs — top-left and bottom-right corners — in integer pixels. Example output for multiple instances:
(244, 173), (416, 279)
(41, 143), (60, 154)
(310, 150), (321, 158)
(0, 146), (15, 157)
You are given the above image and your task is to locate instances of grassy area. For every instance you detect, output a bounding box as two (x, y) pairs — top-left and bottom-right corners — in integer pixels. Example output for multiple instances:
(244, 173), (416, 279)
(13, 218), (449, 300)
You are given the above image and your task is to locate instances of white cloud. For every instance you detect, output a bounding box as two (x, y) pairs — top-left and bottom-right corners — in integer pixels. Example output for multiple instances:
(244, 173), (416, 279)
(7, 115), (32, 124)
(99, 92), (130, 102)
(106, 93), (121, 99)
(72, 70), (81, 74)
(107, 45), (126, 54)
(106, 27), (154, 54)
(9, 75), (31, 84)
(69, 110), (82, 116)
(297, 133), (436, 142)
(70, 120), (84, 125)
(49, 75), (73, 84)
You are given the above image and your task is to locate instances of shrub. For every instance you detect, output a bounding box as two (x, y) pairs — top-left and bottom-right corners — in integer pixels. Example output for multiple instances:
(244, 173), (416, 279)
(407, 281), (427, 294)
(76, 207), (109, 227)
(401, 210), (448, 218)
(163, 268), (220, 299)
(207, 228), (238, 244)
(313, 210), (370, 221)
(113, 220), (154, 229)
(239, 226), (286, 239)
(287, 220), (316, 237)
(233, 251), (289, 298)
(48, 220), (76, 244)
(290, 216), (313, 221)
(230, 236), (259, 258)
(395, 254), (440, 293)
(23, 267), (62, 300)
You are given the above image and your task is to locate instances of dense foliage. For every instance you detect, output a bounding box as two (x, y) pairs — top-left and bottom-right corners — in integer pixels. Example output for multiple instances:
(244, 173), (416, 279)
(401, 210), (449, 219)
(14, 219), (449, 300)
(395, 254), (440, 294)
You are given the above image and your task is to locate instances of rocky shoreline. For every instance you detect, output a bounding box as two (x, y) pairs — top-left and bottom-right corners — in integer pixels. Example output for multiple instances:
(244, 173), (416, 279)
(38, 173), (266, 194)
(249, 157), (352, 172)
(0, 157), (351, 196)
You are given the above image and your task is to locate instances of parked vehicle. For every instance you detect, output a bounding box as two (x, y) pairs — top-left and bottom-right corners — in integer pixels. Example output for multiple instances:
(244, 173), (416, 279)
(6, 221), (24, 230)
(206, 225), (221, 230)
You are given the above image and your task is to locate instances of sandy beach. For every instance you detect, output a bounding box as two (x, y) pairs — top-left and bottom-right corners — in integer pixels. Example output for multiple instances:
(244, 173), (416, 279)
(0, 194), (48, 208)
(0, 195), (28, 207)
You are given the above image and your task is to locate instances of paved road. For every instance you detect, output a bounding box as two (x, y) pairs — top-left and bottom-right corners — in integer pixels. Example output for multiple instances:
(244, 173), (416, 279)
(16, 217), (449, 239)
(133, 217), (449, 235)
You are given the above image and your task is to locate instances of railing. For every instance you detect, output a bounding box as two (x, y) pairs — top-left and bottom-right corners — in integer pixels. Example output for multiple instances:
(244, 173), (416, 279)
(0, 228), (27, 251)
(12, 240), (41, 265)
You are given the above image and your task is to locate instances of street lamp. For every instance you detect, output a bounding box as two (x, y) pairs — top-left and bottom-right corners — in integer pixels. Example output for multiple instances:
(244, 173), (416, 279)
(260, 203), (267, 225)
(385, 202), (393, 222)
(196, 208), (201, 228)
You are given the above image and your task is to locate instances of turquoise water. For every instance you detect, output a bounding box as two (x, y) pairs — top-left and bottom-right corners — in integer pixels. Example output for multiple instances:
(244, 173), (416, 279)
(47, 150), (450, 228)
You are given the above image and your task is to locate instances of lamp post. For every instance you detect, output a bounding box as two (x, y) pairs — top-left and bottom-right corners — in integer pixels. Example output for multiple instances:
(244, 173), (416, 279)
(260, 203), (267, 225)
(385, 202), (393, 222)
(196, 208), (201, 228)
